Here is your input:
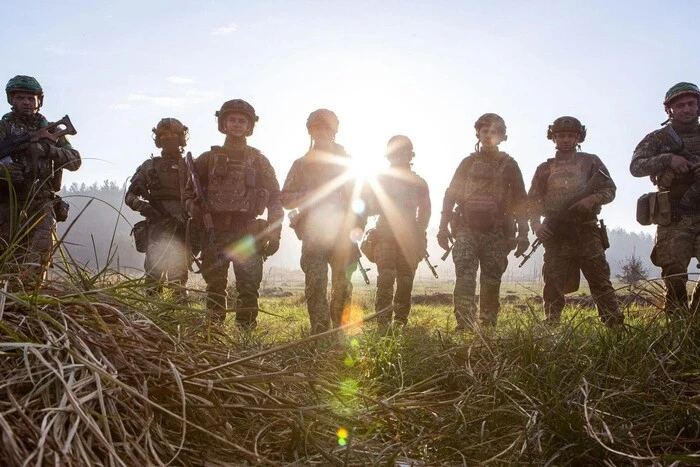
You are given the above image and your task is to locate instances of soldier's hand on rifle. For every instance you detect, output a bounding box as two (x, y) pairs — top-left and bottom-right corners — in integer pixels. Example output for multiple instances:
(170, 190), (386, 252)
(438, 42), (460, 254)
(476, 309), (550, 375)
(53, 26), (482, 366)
(139, 202), (157, 218)
(1, 162), (24, 184)
(437, 228), (452, 251)
(264, 237), (280, 257)
(533, 224), (553, 242)
(670, 154), (693, 175)
(568, 195), (597, 213)
(514, 235), (530, 257)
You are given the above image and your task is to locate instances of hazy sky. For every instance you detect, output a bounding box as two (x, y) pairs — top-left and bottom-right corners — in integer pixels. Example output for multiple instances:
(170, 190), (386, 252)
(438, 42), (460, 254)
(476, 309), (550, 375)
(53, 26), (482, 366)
(4, 0), (699, 233)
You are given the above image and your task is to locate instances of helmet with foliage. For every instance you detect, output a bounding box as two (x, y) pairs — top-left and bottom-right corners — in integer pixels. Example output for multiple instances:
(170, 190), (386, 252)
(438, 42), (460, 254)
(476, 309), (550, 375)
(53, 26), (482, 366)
(215, 99), (258, 135)
(386, 134), (414, 160)
(547, 116), (587, 142)
(474, 113), (507, 135)
(663, 82), (700, 107)
(6, 75), (44, 107)
(152, 117), (189, 148)
(306, 109), (339, 133)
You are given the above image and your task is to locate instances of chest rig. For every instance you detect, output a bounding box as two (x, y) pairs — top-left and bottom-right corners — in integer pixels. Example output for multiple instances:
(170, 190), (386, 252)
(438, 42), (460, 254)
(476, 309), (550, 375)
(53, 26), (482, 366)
(206, 145), (269, 215)
(146, 157), (184, 201)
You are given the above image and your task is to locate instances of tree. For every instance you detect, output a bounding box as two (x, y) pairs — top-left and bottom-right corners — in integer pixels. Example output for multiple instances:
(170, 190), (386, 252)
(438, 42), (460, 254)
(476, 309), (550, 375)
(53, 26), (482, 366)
(616, 252), (649, 287)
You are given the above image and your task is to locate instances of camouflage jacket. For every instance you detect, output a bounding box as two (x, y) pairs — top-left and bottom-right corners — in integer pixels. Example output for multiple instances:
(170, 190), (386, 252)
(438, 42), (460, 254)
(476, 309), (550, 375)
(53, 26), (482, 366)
(125, 152), (189, 220)
(528, 151), (615, 226)
(0, 111), (80, 200)
(182, 136), (283, 235)
(440, 149), (528, 234)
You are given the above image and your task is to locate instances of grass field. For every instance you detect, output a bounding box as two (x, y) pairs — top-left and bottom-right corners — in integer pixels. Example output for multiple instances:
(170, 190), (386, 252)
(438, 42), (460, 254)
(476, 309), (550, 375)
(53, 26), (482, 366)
(2, 268), (699, 466)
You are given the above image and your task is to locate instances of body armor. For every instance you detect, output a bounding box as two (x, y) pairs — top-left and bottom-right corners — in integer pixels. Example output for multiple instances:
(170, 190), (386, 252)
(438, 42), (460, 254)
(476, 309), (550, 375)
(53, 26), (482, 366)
(206, 146), (269, 215)
(542, 157), (589, 215)
(147, 157), (184, 200)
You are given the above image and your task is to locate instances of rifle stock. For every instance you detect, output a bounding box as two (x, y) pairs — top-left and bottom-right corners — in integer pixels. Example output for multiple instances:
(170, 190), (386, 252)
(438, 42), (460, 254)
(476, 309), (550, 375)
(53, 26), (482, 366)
(185, 152), (215, 242)
(0, 115), (77, 161)
(424, 252), (439, 278)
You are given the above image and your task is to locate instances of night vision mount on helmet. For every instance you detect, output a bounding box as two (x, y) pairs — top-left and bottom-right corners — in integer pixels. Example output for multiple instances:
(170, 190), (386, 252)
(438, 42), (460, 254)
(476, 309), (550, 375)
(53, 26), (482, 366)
(306, 109), (339, 133)
(215, 99), (258, 136)
(547, 116), (587, 142)
(152, 117), (189, 148)
(6, 75), (44, 107)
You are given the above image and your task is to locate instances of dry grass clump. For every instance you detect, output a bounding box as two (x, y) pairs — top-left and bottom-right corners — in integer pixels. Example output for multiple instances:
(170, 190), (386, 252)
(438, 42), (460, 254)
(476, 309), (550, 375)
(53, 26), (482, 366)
(0, 279), (385, 466)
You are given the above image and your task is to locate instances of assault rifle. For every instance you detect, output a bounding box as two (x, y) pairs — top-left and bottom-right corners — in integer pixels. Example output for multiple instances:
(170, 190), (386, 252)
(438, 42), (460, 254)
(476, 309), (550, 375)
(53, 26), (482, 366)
(519, 168), (611, 268)
(185, 152), (215, 243)
(353, 243), (371, 285)
(661, 124), (700, 208)
(424, 252), (439, 278)
(0, 115), (76, 162)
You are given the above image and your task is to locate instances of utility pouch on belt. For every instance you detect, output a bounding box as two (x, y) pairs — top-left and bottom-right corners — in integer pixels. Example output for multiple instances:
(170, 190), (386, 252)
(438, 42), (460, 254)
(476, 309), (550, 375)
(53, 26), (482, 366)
(131, 220), (149, 253)
(253, 189), (269, 216)
(637, 191), (672, 226)
(360, 227), (378, 263)
(462, 199), (498, 230)
(53, 195), (69, 222)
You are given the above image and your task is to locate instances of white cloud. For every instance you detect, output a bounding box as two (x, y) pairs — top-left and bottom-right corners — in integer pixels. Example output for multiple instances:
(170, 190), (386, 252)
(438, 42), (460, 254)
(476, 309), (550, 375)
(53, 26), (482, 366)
(211, 22), (238, 36)
(45, 44), (71, 56)
(123, 89), (218, 108)
(110, 103), (131, 110)
(167, 76), (194, 85)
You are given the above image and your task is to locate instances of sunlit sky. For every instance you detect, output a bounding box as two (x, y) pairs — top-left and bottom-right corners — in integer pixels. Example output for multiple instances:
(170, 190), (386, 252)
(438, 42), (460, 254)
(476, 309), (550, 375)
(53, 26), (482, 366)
(4, 1), (700, 233)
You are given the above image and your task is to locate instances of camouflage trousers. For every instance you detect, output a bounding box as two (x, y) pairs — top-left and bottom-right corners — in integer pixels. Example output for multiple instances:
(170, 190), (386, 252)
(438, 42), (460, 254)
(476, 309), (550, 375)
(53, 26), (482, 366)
(200, 222), (263, 328)
(542, 227), (623, 326)
(144, 220), (188, 300)
(374, 235), (419, 326)
(0, 200), (55, 287)
(650, 213), (700, 315)
(452, 227), (508, 328)
(300, 239), (357, 334)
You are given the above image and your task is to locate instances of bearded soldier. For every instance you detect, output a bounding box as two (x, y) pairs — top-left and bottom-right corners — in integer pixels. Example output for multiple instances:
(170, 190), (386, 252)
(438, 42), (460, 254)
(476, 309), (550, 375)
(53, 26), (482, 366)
(365, 135), (430, 330)
(125, 118), (192, 301)
(0, 75), (81, 286)
(630, 82), (700, 315)
(183, 99), (283, 329)
(437, 113), (529, 329)
(529, 116), (623, 326)
(282, 109), (365, 335)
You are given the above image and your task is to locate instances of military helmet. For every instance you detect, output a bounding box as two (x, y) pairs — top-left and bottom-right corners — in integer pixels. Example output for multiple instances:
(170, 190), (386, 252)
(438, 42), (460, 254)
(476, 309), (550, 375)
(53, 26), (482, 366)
(474, 113), (507, 134)
(663, 82), (700, 107)
(6, 75), (44, 107)
(386, 134), (414, 160)
(306, 109), (339, 133)
(215, 99), (258, 136)
(152, 117), (189, 148)
(547, 116), (587, 142)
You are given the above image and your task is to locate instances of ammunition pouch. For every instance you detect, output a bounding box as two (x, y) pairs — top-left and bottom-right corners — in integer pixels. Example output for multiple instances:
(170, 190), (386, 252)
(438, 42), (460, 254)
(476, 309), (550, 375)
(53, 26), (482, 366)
(460, 199), (499, 230)
(131, 220), (149, 253)
(636, 191), (671, 226)
(253, 188), (269, 216)
(360, 228), (379, 263)
(53, 195), (69, 222)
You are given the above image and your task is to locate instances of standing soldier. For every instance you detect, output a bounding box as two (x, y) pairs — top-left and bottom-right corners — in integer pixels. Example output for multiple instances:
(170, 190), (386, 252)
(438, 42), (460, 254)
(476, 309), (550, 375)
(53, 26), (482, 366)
(282, 109), (365, 335)
(630, 82), (700, 315)
(125, 118), (192, 301)
(0, 75), (81, 286)
(365, 135), (430, 330)
(529, 116), (623, 326)
(183, 99), (282, 329)
(437, 113), (529, 329)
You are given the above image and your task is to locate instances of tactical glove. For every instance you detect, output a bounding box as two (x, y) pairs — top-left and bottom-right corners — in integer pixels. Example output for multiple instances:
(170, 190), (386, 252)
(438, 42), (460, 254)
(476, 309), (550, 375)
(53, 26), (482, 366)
(437, 228), (452, 251)
(264, 237), (280, 257)
(139, 202), (157, 218)
(514, 236), (530, 257)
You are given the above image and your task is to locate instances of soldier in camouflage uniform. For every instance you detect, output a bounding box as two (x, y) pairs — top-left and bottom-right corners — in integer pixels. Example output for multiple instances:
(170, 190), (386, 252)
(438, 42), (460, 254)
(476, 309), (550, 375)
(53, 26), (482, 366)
(529, 116), (623, 326)
(125, 118), (192, 300)
(282, 109), (365, 334)
(437, 114), (529, 329)
(0, 75), (81, 286)
(630, 82), (700, 315)
(365, 135), (431, 329)
(183, 100), (283, 329)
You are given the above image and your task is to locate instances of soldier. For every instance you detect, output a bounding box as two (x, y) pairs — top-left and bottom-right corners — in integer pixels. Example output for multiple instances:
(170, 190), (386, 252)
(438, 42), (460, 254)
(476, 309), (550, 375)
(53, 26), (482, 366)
(529, 116), (623, 326)
(125, 118), (192, 301)
(0, 75), (81, 286)
(437, 113), (529, 329)
(630, 82), (700, 315)
(183, 99), (283, 329)
(365, 135), (431, 329)
(282, 109), (365, 334)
